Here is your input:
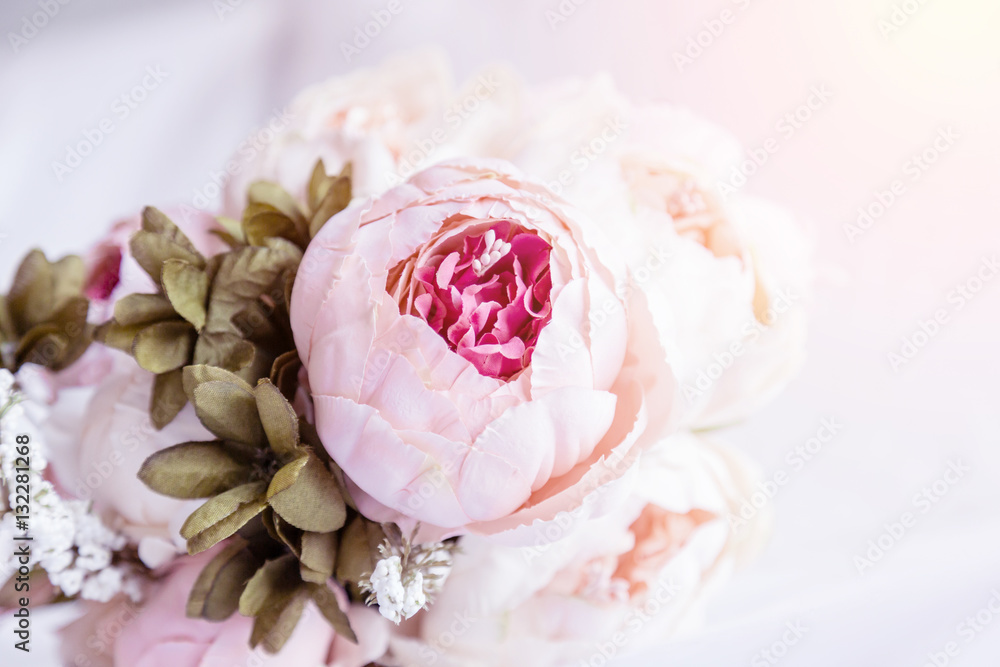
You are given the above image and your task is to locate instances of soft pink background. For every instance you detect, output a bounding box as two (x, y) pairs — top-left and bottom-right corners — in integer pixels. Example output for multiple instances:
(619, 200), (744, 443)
(1, 1), (998, 665)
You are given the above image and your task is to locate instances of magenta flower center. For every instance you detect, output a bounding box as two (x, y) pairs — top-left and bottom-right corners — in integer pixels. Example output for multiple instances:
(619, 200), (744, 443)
(395, 221), (553, 380)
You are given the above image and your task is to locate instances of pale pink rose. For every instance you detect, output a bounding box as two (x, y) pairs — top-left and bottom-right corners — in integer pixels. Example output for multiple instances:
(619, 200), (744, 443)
(45, 354), (214, 562)
(505, 78), (810, 428)
(221, 52), (523, 216)
(60, 548), (390, 667)
(388, 434), (767, 667)
(291, 159), (676, 540)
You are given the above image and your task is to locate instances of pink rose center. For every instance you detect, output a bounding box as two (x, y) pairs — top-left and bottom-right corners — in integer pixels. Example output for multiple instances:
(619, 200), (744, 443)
(625, 166), (742, 259)
(613, 505), (715, 596)
(395, 220), (553, 380)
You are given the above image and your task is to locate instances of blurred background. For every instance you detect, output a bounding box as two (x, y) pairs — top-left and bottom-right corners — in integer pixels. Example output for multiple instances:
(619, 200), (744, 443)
(1, 0), (998, 664)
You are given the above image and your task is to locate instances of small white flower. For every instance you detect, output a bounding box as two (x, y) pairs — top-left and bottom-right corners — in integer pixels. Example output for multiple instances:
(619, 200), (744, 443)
(359, 526), (457, 624)
(54, 568), (85, 596)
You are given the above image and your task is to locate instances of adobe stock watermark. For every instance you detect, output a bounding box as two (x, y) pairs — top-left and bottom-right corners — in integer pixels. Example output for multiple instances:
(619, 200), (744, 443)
(681, 287), (800, 404)
(213, 0), (248, 21)
(51, 65), (169, 182)
(340, 0), (404, 62)
(7, 0), (72, 54)
(887, 254), (998, 372)
(541, 115), (628, 199)
(728, 418), (843, 533)
(673, 0), (756, 73)
(751, 620), (809, 667)
(843, 126), (958, 243)
(717, 85), (833, 201)
(182, 106), (294, 214)
(577, 576), (682, 667)
(853, 459), (969, 575)
(922, 590), (1000, 667)
(545, 0), (596, 31)
(416, 608), (479, 665)
(878, 0), (933, 38)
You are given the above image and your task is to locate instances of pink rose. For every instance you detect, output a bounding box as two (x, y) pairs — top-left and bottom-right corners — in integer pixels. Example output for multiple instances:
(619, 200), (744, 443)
(291, 159), (676, 539)
(506, 79), (810, 427)
(60, 548), (391, 667)
(221, 52), (523, 216)
(389, 434), (767, 667)
(45, 354), (213, 563)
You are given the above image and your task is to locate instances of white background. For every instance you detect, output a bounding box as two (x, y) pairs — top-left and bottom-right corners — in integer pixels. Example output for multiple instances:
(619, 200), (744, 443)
(1, 1), (999, 665)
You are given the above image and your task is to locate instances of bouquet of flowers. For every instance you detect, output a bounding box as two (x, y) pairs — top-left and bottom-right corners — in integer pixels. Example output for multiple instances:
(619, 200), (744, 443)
(0, 52), (808, 667)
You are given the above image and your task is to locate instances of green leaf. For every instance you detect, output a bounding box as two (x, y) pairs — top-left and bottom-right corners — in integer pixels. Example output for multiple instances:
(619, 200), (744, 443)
(150, 368), (187, 430)
(182, 363), (254, 399)
(94, 321), (144, 354)
(203, 240), (302, 336)
(244, 211), (300, 248)
(191, 331), (257, 374)
(186, 538), (261, 621)
(138, 441), (252, 498)
(162, 259), (209, 330)
(266, 455), (346, 533)
(141, 207), (202, 256)
(130, 230), (204, 287)
(113, 293), (176, 326)
(336, 516), (385, 598)
(239, 554), (300, 617)
(254, 379), (300, 459)
(309, 582), (357, 643)
(182, 482), (268, 554)
(249, 181), (306, 226)
(309, 173), (352, 239)
(250, 588), (307, 653)
(300, 531), (338, 581)
(192, 380), (267, 447)
(7, 251), (54, 331)
(132, 320), (196, 373)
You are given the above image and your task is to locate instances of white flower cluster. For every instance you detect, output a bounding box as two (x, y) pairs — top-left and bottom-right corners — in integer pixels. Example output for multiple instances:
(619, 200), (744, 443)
(0, 370), (142, 603)
(360, 529), (455, 624)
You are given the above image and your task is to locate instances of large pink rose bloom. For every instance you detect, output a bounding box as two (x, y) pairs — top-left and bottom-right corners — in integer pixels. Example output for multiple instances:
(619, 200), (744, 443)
(291, 159), (675, 539)
(504, 76), (811, 428)
(60, 548), (390, 667)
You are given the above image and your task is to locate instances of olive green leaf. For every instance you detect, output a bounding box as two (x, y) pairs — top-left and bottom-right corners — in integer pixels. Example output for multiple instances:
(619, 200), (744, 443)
(182, 363), (254, 397)
(239, 554), (300, 617)
(186, 538), (262, 621)
(336, 516), (387, 598)
(162, 259), (209, 330)
(309, 582), (357, 643)
(250, 587), (307, 653)
(132, 320), (196, 373)
(139, 441), (253, 498)
(130, 207), (205, 285)
(182, 482), (269, 554)
(307, 161), (352, 239)
(267, 455), (346, 533)
(2, 250), (92, 372)
(113, 293), (176, 326)
(150, 368), (188, 430)
(254, 379), (300, 458)
(191, 381), (267, 447)
(299, 531), (338, 582)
